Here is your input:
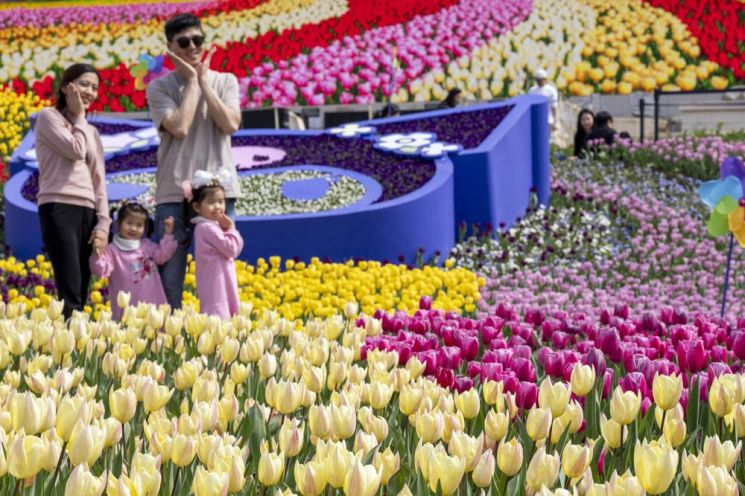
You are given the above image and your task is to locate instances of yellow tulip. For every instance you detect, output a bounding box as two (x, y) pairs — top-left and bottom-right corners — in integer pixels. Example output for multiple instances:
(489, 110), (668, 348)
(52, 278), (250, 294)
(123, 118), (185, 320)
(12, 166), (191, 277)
(323, 441), (354, 488)
(67, 420), (105, 467)
(10, 391), (49, 435)
(343, 456), (383, 496)
(369, 382), (394, 410)
(485, 409), (509, 441)
(308, 404), (332, 439)
(455, 388), (480, 419)
(331, 404), (357, 440)
(710, 377), (737, 417)
(7, 432), (45, 479)
(416, 410), (445, 443)
(561, 443), (592, 479)
(483, 380), (504, 406)
(702, 436), (741, 470)
(472, 449), (496, 488)
(526, 447), (560, 493)
(696, 464), (738, 496)
(279, 417), (304, 457)
(142, 382), (173, 413)
(497, 438), (523, 476)
(570, 365), (596, 397)
(65, 463), (106, 496)
(448, 431), (483, 472)
(170, 434), (197, 467)
(56, 396), (90, 443)
(373, 447), (400, 485)
(633, 439), (678, 494)
(663, 417), (686, 448)
(655, 403), (684, 428)
(538, 378), (570, 417)
(610, 386), (641, 425)
(258, 446), (284, 487)
(294, 460), (327, 496)
(652, 374), (683, 411)
(109, 388), (137, 423)
(606, 470), (645, 496)
(427, 450), (466, 495)
(526, 407), (552, 441)
(600, 414), (625, 449)
(681, 451), (701, 482)
(192, 466), (229, 496)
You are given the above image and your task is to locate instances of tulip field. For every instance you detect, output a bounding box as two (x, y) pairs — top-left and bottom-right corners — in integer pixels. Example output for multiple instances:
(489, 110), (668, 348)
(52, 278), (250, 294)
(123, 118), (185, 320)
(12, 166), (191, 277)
(1, 131), (745, 495)
(4, 1), (745, 495)
(0, 0), (744, 113)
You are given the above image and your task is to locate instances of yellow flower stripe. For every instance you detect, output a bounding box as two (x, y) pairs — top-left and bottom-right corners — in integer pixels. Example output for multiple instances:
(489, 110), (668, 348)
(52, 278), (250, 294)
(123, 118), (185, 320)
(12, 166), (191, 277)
(564, 0), (725, 95)
(2, 255), (483, 322)
(396, 0), (596, 103)
(0, 0), (348, 83)
(0, 87), (48, 162)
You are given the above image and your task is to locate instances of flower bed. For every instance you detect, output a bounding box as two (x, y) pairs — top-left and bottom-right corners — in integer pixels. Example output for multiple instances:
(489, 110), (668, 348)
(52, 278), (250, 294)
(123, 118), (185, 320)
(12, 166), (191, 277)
(0, 87), (46, 164)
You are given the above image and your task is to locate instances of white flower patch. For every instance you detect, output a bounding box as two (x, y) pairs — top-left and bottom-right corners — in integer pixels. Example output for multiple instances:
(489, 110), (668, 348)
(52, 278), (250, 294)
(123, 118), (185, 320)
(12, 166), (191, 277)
(420, 142), (464, 159)
(374, 132), (437, 155)
(111, 170), (367, 217)
(328, 123), (377, 138)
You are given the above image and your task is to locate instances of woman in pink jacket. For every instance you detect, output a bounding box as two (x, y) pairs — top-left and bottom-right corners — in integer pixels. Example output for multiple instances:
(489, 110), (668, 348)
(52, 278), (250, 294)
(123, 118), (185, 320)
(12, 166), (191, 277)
(90, 203), (177, 321)
(35, 63), (110, 319)
(186, 168), (243, 319)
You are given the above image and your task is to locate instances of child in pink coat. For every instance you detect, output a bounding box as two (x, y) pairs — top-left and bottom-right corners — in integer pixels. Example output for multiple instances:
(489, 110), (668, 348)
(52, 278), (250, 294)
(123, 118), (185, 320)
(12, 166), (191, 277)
(90, 203), (177, 320)
(188, 175), (244, 319)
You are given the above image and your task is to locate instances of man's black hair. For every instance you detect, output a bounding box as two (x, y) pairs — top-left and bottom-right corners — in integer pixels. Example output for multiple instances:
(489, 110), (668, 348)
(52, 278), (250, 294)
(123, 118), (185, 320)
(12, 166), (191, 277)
(164, 13), (203, 42)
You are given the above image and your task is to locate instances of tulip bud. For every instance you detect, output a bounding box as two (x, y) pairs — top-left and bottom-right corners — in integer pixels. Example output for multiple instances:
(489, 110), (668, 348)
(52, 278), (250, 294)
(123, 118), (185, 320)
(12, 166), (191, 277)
(483, 380), (504, 406)
(279, 418), (304, 457)
(258, 444), (284, 487)
(258, 352), (277, 379)
(497, 438), (523, 476)
(143, 382), (173, 413)
(169, 434), (197, 467)
(448, 431), (483, 472)
(539, 377), (571, 417)
(610, 386), (641, 425)
(415, 410), (444, 443)
(427, 450), (466, 495)
(117, 291), (131, 309)
(526, 407), (552, 441)
(702, 436), (741, 470)
(109, 388), (137, 423)
(709, 376), (736, 418)
(454, 388), (480, 420)
(696, 464), (738, 496)
(309, 404), (332, 439)
(294, 460), (327, 496)
(325, 441), (354, 488)
(600, 414), (625, 449)
(652, 373), (683, 411)
(570, 364), (596, 397)
(399, 384), (423, 415)
(67, 420), (105, 467)
(7, 432), (45, 479)
(561, 442), (592, 479)
(485, 409), (509, 441)
(663, 417), (686, 448)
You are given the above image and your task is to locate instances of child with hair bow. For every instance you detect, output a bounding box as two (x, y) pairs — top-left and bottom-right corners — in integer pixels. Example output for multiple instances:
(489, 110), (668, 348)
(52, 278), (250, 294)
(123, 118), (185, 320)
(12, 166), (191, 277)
(184, 166), (244, 319)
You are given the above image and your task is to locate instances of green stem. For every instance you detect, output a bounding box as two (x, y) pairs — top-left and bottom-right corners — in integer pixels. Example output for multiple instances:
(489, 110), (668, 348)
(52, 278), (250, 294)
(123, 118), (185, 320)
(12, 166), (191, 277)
(49, 441), (67, 490)
(171, 467), (180, 496)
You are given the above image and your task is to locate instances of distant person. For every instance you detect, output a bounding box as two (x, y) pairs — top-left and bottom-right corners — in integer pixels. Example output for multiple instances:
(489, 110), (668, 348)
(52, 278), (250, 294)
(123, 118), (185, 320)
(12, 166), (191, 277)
(587, 111), (617, 147)
(528, 69), (559, 132)
(573, 108), (595, 158)
(618, 131), (632, 142)
(376, 103), (400, 118)
(437, 88), (462, 109)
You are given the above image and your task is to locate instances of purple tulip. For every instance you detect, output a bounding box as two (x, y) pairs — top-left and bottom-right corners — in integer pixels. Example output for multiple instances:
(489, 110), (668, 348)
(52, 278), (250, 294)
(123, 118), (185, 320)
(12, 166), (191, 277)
(453, 376), (473, 392)
(582, 348), (607, 377)
(619, 372), (648, 398)
(436, 368), (455, 389)
(676, 339), (707, 373)
(510, 357), (535, 382)
(732, 332), (745, 360)
(597, 328), (623, 363)
(516, 381), (538, 409)
(602, 369), (615, 399)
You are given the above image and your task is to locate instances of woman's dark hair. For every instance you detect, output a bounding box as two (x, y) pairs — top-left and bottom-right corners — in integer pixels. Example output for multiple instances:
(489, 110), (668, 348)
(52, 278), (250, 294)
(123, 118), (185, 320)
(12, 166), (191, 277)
(112, 202), (154, 239)
(55, 63), (99, 112)
(376, 103), (400, 118)
(594, 111), (614, 129)
(165, 13), (202, 41)
(443, 88), (462, 108)
(574, 109), (594, 140)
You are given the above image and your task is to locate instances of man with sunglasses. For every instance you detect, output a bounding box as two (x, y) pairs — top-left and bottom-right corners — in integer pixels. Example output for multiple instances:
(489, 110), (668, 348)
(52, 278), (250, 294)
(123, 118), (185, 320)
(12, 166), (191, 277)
(146, 13), (242, 310)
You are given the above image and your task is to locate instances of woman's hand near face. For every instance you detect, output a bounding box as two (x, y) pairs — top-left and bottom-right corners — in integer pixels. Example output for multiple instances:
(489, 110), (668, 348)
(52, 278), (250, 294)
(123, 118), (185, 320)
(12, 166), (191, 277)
(66, 85), (86, 120)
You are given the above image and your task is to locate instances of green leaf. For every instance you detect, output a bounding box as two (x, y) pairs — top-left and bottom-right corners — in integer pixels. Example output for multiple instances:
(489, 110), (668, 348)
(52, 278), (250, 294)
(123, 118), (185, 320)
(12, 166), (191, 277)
(416, 468), (430, 496)
(686, 377), (700, 434)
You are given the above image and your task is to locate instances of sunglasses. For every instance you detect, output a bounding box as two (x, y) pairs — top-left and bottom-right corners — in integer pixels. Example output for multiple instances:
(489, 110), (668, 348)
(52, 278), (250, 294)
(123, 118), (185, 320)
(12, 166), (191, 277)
(175, 35), (205, 49)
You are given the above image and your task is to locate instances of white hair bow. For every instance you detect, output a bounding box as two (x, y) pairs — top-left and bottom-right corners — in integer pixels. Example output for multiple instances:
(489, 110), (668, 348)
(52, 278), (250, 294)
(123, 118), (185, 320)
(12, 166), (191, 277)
(182, 166), (234, 201)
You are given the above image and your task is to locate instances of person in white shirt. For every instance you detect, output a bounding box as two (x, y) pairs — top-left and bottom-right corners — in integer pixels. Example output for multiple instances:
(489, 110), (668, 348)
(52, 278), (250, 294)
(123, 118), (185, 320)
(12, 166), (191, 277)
(528, 69), (559, 132)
